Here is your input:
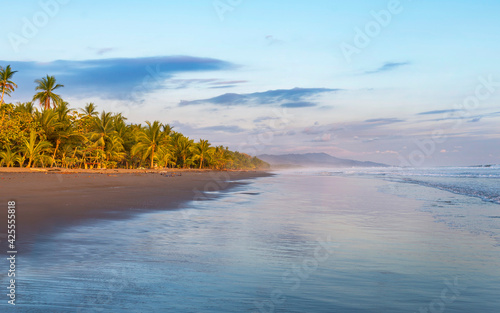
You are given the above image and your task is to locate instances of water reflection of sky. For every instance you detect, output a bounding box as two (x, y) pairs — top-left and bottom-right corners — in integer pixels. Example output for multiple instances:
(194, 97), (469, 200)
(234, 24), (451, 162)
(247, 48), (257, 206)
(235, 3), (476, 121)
(6, 173), (500, 312)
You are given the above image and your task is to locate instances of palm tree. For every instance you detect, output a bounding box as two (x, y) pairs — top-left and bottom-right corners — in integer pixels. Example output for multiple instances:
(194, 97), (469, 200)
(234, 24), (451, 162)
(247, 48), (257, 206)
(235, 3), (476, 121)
(132, 121), (167, 168)
(34, 109), (61, 140)
(54, 102), (72, 121)
(191, 139), (211, 169)
(0, 145), (20, 167)
(81, 102), (98, 117)
(33, 75), (64, 110)
(48, 107), (84, 167)
(175, 135), (194, 168)
(20, 131), (52, 168)
(113, 114), (135, 168)
(90, 111), (116, 167)
(0, 102), (14, 120)
(107, 135), (126, 167)
(212, 145), (233, 169)
(162, 123), (174, 136)
(59, 144), (76, 168)
(156, 145), (174, 168)
(14, 102), (36, 115)
(91, 111), (115, 144)
(0, 65), (17, 105)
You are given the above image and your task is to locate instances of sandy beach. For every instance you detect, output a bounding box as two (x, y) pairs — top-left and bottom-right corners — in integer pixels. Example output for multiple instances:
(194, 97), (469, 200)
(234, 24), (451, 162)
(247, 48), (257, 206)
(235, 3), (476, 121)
(0, 169), (272, 249)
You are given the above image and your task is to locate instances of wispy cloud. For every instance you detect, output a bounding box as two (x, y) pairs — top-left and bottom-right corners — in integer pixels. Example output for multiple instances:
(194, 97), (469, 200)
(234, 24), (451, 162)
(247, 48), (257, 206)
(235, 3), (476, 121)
(281, 101), (316, 108)
(173, 121), (246, 135)
(417, 109), (460, 115)
(428, 111), (500, 123)
(312, 133), (332, 142)
(253, 116), (280, 123)
(365, 118), (405, 125)
(164, 79), (247, 90)
(96, 47), (115, 56)
(212, 80), (248, 85)
(88, 47), (116, 56)
(179, 87), (340, 107)
(2, 56), (234, 100)
(199, 125), (246, 133)
(265, 35), (284, 46)
(364, 62), (410, 74)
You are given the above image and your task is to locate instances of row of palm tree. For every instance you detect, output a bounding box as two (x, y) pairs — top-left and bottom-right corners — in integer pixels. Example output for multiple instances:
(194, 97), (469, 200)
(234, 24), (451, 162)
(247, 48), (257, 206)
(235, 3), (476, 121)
(0, 65), (269, 170)
(1, 66), (62, 109)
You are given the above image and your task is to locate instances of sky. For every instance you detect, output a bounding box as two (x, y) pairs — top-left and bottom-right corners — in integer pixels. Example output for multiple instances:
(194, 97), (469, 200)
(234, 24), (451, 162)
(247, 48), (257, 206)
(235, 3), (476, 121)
(2, 0), (500, 166)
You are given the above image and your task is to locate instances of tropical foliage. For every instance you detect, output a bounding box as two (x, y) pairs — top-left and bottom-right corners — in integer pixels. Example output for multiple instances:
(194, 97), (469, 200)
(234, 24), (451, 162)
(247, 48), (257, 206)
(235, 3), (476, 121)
(33, 75), (64, 110)
(0, 65), (18, 105)
(0, 65), (269, 170)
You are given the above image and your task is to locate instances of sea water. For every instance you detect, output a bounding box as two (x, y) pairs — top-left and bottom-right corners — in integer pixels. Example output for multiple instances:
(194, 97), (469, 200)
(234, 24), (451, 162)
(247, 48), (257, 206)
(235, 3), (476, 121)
(2, 167), (500, 312)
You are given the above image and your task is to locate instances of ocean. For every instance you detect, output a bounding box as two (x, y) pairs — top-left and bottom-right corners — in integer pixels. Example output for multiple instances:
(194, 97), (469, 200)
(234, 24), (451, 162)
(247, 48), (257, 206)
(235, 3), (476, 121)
(3, 167), (500, 312)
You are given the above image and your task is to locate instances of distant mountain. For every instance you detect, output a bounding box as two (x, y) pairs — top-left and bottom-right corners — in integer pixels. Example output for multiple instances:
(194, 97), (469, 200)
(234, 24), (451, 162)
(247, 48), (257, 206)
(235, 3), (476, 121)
(257, 153), (389, 168)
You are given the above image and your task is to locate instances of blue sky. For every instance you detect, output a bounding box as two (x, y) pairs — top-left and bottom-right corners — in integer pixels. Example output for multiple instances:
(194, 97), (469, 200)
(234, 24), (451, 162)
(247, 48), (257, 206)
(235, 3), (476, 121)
(2, 0), (500, 166)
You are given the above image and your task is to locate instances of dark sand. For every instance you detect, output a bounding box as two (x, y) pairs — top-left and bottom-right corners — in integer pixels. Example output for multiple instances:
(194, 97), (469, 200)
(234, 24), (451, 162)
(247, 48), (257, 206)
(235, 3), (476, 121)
(0, 169), (272, 250)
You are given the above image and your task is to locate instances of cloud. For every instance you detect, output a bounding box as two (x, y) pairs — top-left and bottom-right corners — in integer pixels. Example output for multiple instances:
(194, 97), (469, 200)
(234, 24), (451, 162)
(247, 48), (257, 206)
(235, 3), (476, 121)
(179, 87), (340, 107)
(265, 35), (284, 46)
(253, 116), (280, 123)
(362, 137), (380, 143)
(281, 101), (316, 108)
(96, 47), (115, 55)
(278, 130), (296, 136)
(365, 62), (410, 74)
(426, 111), (500, 123)
(417, 109), (460, 115)
(312, 133), (332, 142)
(165, 78), (218, 89)
(173, 121), (245, 135)
(165, 79), (248, 90)
(303, 126), (325, 135)
(212, 80), (248, 85)
(88, 47), (116, 56)
(2, 56), (234, 101)
(364, 118), (405, 125)
(209, 85), (236, 89)
(199, 125), (245, 133)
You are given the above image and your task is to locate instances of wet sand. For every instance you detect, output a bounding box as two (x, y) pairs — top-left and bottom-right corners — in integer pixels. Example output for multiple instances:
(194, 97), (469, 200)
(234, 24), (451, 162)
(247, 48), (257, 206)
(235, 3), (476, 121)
(0, 169), (272, 249)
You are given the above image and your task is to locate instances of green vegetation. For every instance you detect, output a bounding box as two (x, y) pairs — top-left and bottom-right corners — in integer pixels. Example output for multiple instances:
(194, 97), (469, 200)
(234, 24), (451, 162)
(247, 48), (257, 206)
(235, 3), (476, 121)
(0, 65), (269, 170)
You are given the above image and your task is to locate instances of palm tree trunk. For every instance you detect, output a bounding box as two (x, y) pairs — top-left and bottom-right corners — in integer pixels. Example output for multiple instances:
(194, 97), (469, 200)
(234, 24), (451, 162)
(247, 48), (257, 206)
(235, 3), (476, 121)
(150, 147), (155, 169)
(99, 146), (104, 169)
(0, 88), (5, 121)
(199, 156), (203, 169)
(51, 139), (60, 167)
(0, 88), (5, 105)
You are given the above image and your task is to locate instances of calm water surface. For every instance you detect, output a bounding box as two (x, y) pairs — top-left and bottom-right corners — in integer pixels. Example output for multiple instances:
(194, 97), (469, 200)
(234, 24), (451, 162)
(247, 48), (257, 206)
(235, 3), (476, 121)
(3, 168), (500, 312)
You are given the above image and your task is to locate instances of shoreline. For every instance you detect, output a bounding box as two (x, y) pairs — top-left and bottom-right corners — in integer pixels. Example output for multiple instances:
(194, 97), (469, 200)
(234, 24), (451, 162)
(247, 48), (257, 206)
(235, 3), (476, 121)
(0, 169), (273, 251)
(0, 167), (267, 173)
